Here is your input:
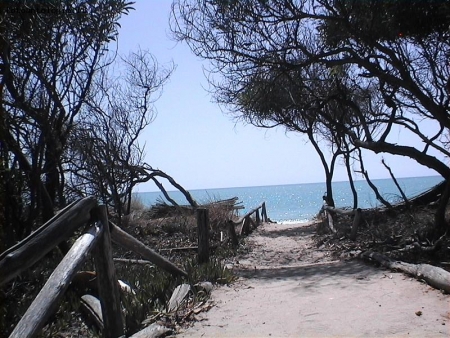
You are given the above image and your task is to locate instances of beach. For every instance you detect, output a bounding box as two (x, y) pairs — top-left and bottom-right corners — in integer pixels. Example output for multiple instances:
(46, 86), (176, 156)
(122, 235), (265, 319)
(177, 221), (450, 337)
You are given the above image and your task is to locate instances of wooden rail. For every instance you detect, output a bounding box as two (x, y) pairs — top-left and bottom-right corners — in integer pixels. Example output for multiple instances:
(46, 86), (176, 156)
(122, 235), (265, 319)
(10, 224), (103, 338)
(0, 196), (187, 338)
(234, 202), (268, 236)
(225, 202), (268, 246)
(0, 197), (97, 286)
(196, 202), (269, 261)
(110, 221), (187, 277)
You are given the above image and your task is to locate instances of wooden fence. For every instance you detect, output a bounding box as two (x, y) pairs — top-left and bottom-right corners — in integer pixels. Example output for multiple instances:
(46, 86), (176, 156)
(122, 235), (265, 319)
(0, 197), (269, 337)
(229, 202), (268, 247)
(0, 197), (187, 338)
(196, 202), (269, 262)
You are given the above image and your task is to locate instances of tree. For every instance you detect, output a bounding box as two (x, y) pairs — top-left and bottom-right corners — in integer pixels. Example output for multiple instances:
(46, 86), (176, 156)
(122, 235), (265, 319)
(321, 0), (450, 45)
(67, 50), (174, 221)
(0, 0), (133, 244)
(171, 0), (450, 234)
(232, 64), (350, 207)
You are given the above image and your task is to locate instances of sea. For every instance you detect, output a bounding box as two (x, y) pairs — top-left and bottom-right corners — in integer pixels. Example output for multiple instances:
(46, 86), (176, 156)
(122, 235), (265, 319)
(136, 176), (443, 224)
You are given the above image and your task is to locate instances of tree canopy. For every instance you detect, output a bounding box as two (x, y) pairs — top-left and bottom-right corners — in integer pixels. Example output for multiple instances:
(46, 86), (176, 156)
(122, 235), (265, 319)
(0, 1), (174, 247)
(171, 0), (450, 232)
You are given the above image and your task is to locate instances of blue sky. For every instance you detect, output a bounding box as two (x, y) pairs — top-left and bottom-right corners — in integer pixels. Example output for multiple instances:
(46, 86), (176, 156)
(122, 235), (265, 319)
(117, 1), (440, 192)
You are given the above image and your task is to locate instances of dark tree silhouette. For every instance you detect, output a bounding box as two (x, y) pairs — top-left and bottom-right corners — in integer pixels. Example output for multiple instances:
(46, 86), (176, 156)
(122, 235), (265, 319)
(0, 1), (133, 244)
(171, 0), (450, 234)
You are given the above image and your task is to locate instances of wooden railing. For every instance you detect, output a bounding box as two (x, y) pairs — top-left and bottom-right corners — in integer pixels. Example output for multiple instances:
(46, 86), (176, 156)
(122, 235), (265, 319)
(1, 197), (269, 337)
(0, 196), (187, 338)
(226, 202), (269, 247)
(195, 202), (269, 262)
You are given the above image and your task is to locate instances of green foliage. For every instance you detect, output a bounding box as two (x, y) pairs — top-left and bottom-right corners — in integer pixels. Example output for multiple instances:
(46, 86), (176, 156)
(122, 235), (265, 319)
(184, 257), (236, 286)
(322, 0), (450, 46)
(117, 265), (182, 335)
(116, 257), (236, 336)
(172, 0), (450, 196)
(0, 0), (135, 246)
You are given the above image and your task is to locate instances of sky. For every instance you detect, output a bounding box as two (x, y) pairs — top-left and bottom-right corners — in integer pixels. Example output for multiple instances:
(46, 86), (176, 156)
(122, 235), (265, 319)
(116, 1), (441, 192)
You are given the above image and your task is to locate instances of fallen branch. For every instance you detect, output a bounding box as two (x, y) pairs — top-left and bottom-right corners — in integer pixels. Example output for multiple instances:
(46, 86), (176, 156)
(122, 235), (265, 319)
(386, 233), (446, 254)
(361, 251), (450, 293)
(323, 205), (355, 216)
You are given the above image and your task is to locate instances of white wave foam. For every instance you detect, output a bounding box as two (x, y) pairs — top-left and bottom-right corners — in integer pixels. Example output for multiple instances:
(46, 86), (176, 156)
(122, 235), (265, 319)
(278, 219), (311, 225)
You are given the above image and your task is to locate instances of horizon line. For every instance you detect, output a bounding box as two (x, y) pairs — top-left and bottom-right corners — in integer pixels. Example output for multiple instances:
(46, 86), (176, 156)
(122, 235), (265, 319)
(136, 174), (442, 194)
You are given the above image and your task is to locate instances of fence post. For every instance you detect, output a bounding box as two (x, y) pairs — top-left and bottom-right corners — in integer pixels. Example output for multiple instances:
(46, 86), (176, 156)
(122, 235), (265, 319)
(240, 217), (251, 236)
(261, 202), (268, 222)
(227, 220), (239, 247)
(255, 208), (260, 226)
(197, 208), (209, 264)
(93, 205), (124, 337)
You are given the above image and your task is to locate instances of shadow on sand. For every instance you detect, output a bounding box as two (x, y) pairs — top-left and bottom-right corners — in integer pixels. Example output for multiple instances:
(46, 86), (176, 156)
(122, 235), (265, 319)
(258, 223), (317, 238)
(235, 260), (380, 283)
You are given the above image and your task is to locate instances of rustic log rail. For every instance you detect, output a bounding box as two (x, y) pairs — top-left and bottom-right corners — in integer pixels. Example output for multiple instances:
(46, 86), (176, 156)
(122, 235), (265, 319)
(10, 224), (104, 338)
(236, 201), (268, 235)
(0, 196), (187, 338)
(0, 197), (97, 286)
(226, 202), (268, 240)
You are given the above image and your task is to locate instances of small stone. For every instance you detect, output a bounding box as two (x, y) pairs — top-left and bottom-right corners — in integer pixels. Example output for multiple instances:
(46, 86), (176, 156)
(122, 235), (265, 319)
(415, 311), (422, 316)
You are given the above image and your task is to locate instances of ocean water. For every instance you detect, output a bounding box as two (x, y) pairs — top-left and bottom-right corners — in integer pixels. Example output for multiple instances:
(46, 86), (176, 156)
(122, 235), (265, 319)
(136, 176), (443, 223)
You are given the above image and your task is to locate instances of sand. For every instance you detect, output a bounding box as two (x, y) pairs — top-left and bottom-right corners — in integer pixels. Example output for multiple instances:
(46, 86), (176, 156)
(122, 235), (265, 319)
(177, 221), (450, 337)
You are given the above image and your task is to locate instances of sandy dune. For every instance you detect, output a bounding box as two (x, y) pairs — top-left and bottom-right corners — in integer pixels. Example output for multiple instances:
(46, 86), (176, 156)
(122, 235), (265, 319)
(177, 222), (450, 337)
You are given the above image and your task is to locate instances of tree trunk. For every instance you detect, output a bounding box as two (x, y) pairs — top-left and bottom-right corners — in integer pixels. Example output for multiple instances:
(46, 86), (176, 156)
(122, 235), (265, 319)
(353, 138), (450, 180)
(361, 251), (450, 293)
(434, 178), (450, 237)
(357, 148), (392, 209)
(344, 150), (358, 209)
(306, 128), (337, 207)
(350, 208), (362, 241)
(324, 172), (335, 207)
(382, 158), (409, 205)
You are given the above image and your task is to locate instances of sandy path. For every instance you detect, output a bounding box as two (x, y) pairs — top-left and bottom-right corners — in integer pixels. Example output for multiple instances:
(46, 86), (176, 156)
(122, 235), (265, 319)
(178, 222), (450, 337)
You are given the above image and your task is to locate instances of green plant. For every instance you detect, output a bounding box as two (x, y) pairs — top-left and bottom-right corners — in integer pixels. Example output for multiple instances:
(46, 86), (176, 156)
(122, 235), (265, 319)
(116, 264), (182, 336)
(184, 258), (236, 286)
